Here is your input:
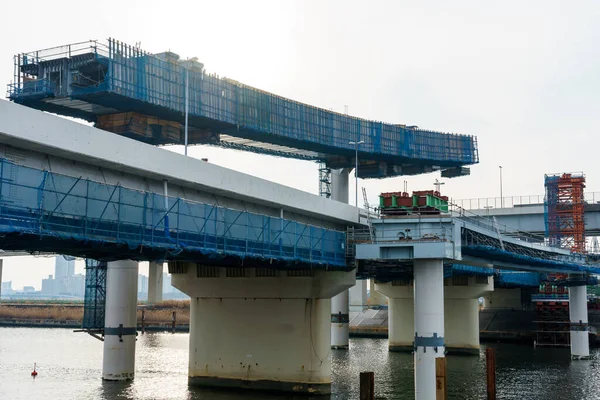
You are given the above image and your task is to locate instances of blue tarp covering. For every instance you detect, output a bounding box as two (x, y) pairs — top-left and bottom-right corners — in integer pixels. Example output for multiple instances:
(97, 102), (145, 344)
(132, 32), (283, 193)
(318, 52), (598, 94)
(0, 158), (347, 267)
(7, 39), (478, 177)
(462, 245), (599, 274)
(445, 264), (494, 278)
(495, 271), (544, 288)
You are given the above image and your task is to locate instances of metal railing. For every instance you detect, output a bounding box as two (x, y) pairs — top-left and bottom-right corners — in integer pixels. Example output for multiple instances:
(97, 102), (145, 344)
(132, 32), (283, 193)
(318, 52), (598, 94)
(452, 192), (600, 210)
(0, 158), (346, 266)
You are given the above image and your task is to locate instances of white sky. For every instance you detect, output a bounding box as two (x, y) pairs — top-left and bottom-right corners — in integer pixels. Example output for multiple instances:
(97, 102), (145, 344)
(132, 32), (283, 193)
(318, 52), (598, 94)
(1, 0), (599, 290)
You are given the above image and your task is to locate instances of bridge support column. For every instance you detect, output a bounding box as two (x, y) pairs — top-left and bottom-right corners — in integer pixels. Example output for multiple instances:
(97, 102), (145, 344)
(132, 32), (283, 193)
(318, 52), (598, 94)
(0, 259), (3, 301)
(103, 260), (139, 381)
(445, 275), (493, 354)
(349, 279), (368, 312)
(414, 259), (444, 400)
(172, 264), (354, 394)
(331, 289), (349, 349)
(369, 279), (388, 306)
(375, 281), (413, 351)
(148, 262), (163, 304)
(330, 168), (351, 349)
(569, 283), (590, 360)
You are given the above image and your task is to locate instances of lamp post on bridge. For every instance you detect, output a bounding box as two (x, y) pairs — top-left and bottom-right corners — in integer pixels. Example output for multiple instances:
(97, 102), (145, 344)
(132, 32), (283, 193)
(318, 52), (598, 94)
(499, 166), (503, 208)
(349, 140), (365, 208)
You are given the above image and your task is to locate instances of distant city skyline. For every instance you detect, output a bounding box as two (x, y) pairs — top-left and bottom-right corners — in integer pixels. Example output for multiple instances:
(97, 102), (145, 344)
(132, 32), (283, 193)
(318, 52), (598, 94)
(1, 0), (600, 291)
(0, 256), (182, 300)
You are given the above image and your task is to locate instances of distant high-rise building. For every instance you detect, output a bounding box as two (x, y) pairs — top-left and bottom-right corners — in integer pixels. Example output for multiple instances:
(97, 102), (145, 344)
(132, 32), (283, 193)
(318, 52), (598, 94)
(42, 259), (85, 298)
(1, 281), (12, 296)
(55, 256), (75, 279)
(66, 274), (85, 298)
(138, 274), (148, 295)
(42, 274), (60, 296)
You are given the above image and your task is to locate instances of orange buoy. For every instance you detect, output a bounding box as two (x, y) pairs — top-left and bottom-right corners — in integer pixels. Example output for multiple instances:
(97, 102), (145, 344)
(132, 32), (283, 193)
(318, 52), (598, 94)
(31, 363), (38, 378)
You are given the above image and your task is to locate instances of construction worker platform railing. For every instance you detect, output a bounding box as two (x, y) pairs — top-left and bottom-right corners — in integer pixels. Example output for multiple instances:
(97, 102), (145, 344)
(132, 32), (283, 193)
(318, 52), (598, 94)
(0, 159), (346, 267)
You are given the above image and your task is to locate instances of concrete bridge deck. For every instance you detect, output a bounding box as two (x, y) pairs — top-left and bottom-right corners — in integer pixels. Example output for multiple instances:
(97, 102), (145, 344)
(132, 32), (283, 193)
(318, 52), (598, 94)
(0, 100), (357, 267)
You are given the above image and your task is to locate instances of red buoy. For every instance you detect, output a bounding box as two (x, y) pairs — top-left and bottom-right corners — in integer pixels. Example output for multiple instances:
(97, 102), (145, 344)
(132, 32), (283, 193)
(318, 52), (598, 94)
(31, 363), (38, 378)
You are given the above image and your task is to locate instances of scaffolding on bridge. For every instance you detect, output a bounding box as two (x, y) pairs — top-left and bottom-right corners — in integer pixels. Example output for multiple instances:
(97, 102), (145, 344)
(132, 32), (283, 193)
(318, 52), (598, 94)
(7, 39), (478, 179)
(544, 173), (586, 253)
(0, 158), (347, 268)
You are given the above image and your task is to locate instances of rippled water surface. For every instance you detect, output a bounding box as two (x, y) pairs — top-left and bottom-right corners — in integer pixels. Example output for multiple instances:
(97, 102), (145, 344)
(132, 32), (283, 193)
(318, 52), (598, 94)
(1, 327), (599, 399)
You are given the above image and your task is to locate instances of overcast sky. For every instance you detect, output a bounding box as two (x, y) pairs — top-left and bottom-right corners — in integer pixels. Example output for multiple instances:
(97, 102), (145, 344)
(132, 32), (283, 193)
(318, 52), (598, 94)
(1, 0), (599, 290)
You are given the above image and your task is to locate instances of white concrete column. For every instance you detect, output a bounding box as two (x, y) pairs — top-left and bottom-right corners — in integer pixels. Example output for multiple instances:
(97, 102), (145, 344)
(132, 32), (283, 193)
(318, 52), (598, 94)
(148, 262), (164, 303)
(349, 279), (368, 312)
(172, 265), (355, 394)
(331, 289), (349, 349)
(103, 260), (139, 381)
(369, 279), (388, 306)
(569, 285), (590, 360)
(445, 275), (493, 354)
(376, 281), (413, 351)
(0, 259), (3, 301)
(389, 298), (414, 351)
(414, 259), (444, 400)
(444, 298), (479, 354)
(330, 168), (349, 204)
(330, 168), (351, 349)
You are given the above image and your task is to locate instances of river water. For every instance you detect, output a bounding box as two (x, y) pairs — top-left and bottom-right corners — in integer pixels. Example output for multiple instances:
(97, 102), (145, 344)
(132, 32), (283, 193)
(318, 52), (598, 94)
(0, 327), (599, 399)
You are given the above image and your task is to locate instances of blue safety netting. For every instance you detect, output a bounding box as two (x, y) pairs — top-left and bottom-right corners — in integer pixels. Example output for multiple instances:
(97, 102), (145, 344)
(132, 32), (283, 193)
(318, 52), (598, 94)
(495, 271), (544, 288)
(462, 245), (600, 274)
(0, 158), (346, 267)
(444, 264), (494, 278)
(7, 39), (478, 175)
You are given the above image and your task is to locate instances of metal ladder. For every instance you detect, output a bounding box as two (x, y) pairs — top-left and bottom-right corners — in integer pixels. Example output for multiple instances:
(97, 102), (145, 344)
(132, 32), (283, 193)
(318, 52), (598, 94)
(362, 187), (375, 242)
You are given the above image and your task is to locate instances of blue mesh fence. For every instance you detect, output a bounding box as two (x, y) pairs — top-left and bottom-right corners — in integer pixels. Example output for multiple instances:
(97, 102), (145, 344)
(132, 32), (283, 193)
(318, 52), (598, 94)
(8, 39), (479, 166)
(0, 159), (346, 266)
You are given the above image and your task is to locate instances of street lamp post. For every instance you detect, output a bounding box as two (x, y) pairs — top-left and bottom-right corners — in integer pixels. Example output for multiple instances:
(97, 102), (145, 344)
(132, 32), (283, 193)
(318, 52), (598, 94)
(349, 140), (364, 208)
(499, 166), (503, 208)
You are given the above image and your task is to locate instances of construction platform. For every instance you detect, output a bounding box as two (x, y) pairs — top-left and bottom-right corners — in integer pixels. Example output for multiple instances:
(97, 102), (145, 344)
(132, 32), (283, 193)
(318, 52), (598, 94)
(7, 39), (478, 179)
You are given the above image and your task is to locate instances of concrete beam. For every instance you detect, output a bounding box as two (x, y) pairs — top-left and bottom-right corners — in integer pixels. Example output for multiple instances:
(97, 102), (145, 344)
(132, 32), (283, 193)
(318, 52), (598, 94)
(0, 101), (359, 227)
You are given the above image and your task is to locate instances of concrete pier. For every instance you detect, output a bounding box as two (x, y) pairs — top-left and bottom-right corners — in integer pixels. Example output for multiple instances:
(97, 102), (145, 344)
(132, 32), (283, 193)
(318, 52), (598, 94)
(413, 259), (445, 400)
(331, 288), (349, 349)
(569, 283), (590, 360)
(445, 275), (493, 354)
(349, 279), (368, 312)
(148, 262), (164, 304)
(102, 260), (139, 381)
(369, 279), (388, 306)
(377, 275), (492, 354)
(376, 281), (413, 351)
(330, 168), (350, 349)
(172, 264), (354, 394)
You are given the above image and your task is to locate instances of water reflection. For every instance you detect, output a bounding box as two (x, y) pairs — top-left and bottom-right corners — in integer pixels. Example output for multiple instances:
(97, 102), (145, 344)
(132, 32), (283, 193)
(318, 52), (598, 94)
(1, 328), (600, 400)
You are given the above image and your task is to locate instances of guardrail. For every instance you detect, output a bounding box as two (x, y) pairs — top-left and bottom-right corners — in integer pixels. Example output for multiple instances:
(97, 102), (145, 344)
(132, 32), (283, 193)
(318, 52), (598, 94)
(452, 192), (600, 210)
